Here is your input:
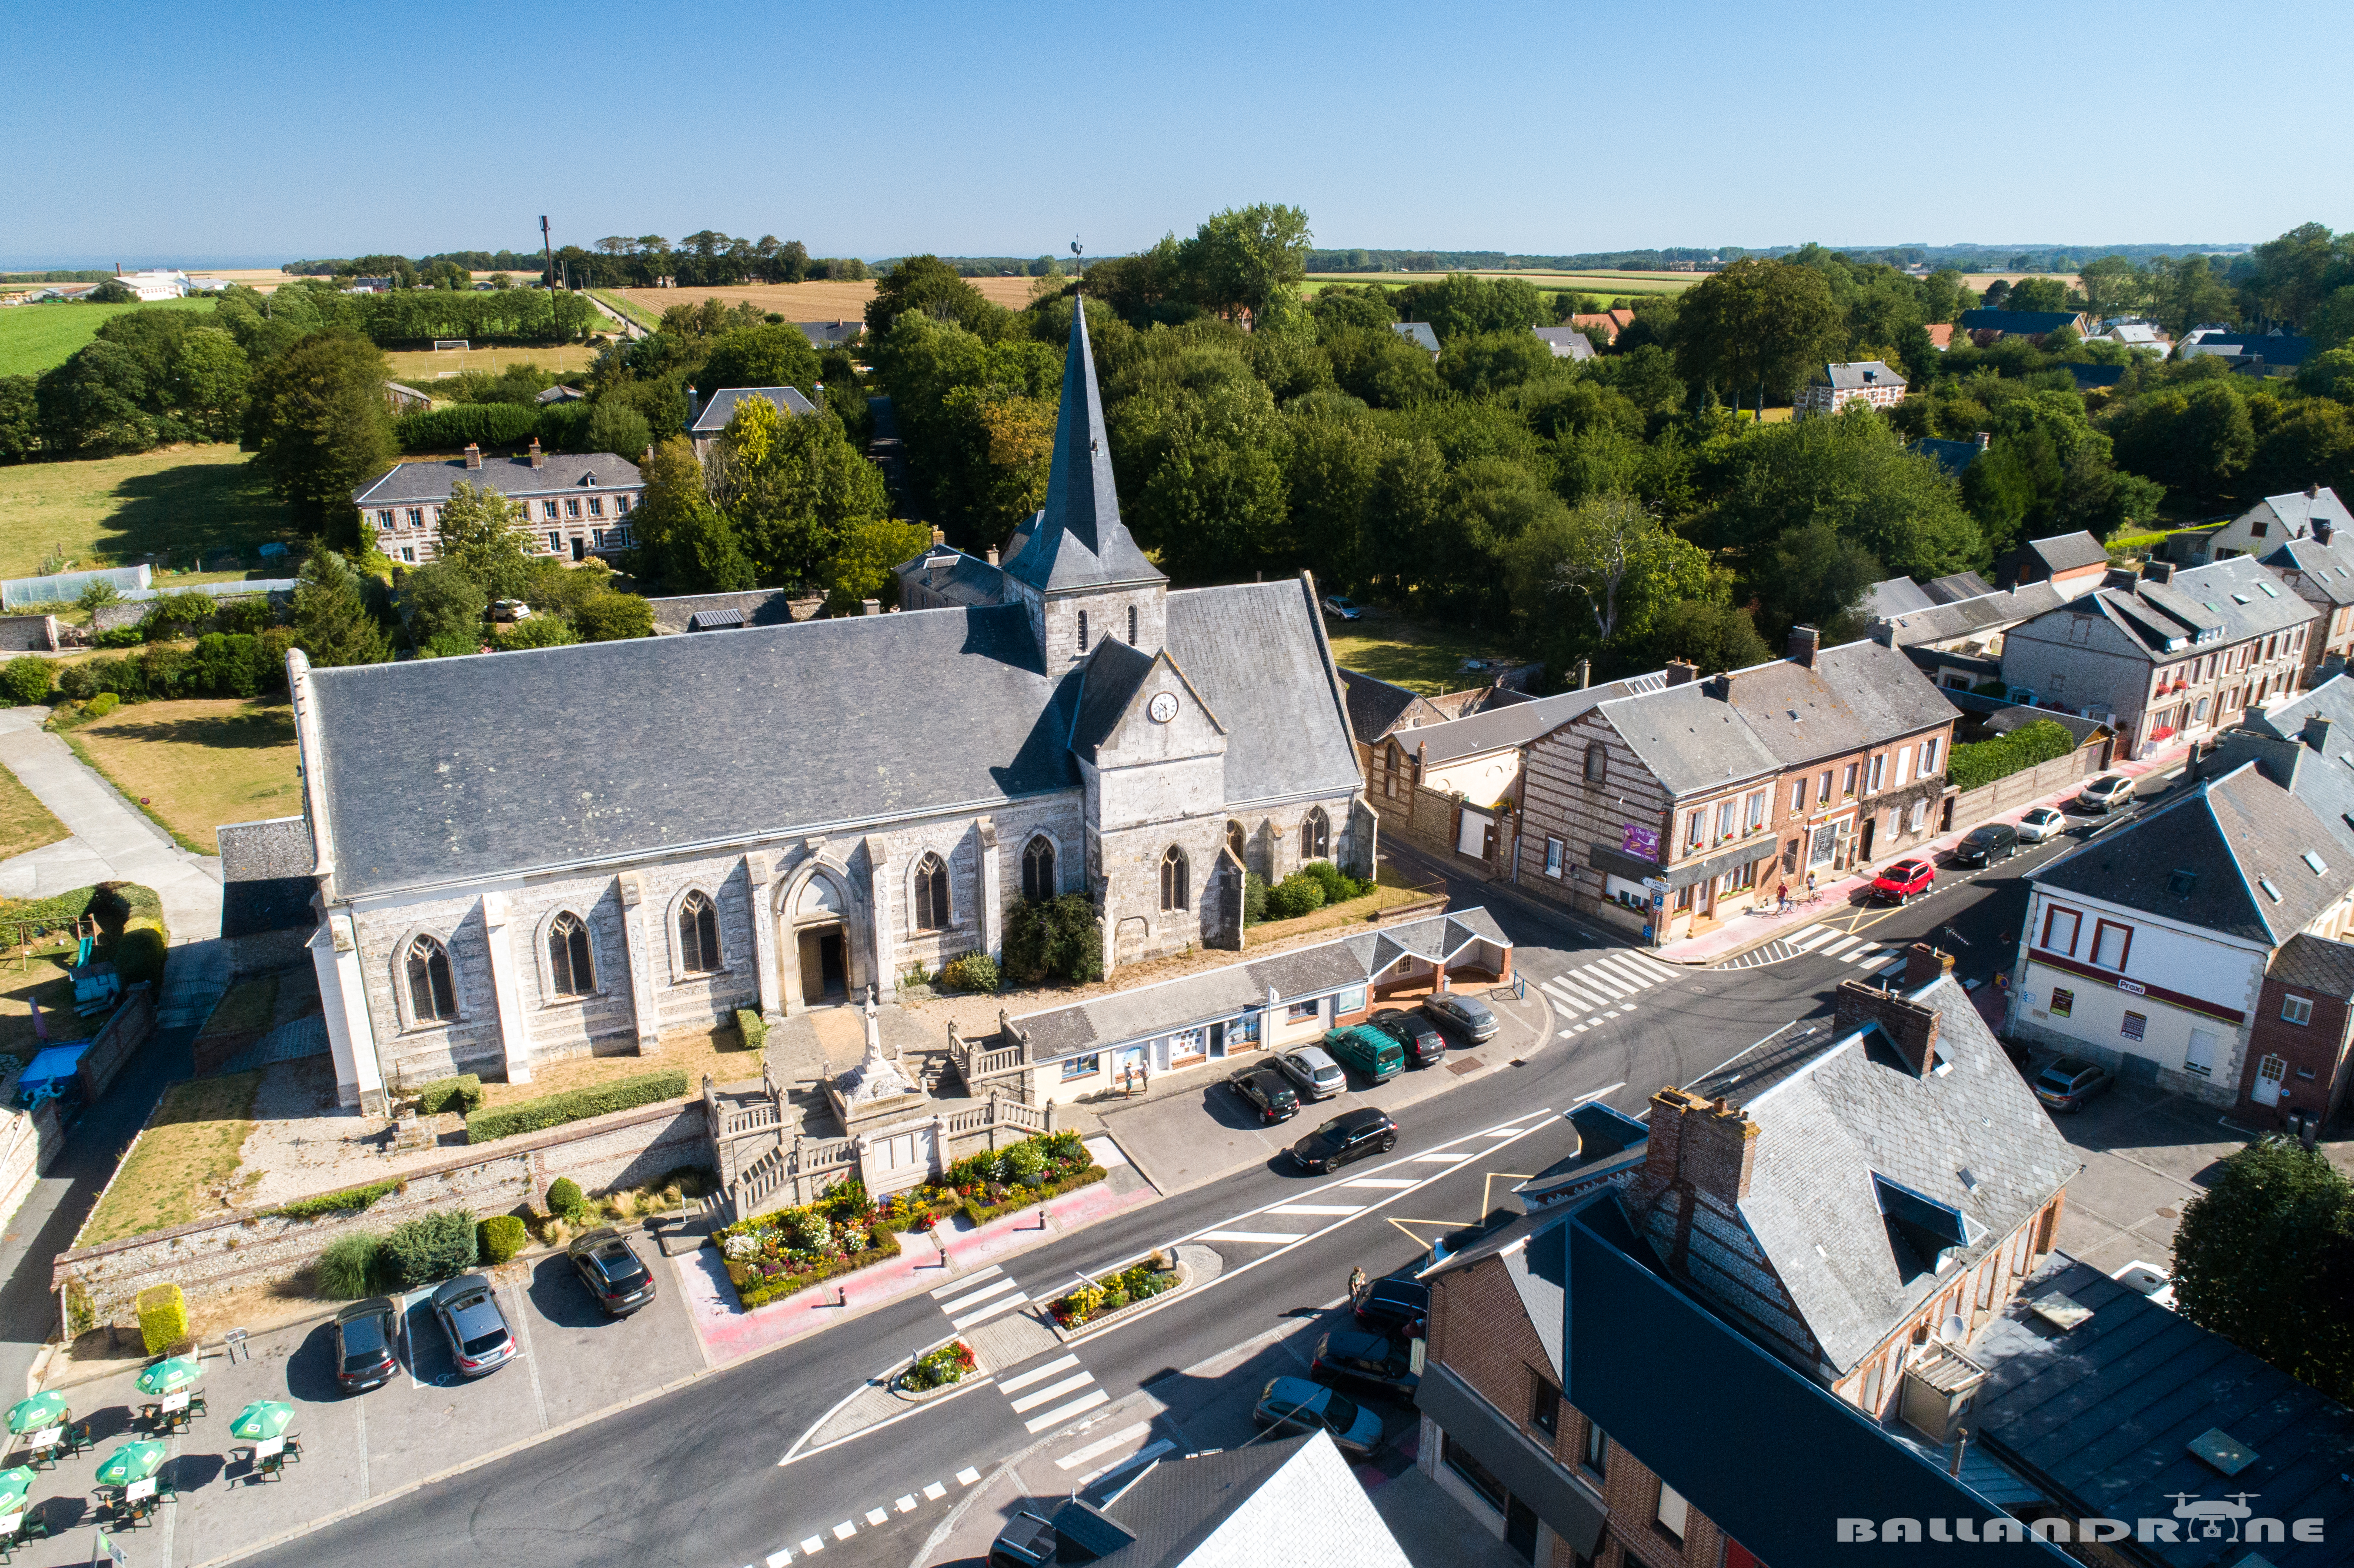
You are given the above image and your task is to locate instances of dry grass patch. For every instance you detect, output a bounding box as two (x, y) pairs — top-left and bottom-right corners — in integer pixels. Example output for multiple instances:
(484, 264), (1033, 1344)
(473, 1023), (761, 1107)
(0, 444), (294, 580)
(66, 698), (298, 853)
(80, 1070), (263, 1245)
(0, 761), (67, 861)
(382, 342), (604, 384)
(609, 274), (1039, 327)
(1325, 618), (1519, 695)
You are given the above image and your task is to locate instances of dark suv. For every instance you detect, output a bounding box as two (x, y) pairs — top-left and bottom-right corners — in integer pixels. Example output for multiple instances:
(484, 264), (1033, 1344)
(1310, 1329), (1420, 1401)
(1354, 1276), (1430, 1338)
(1289, 1108), (1398, 1173)
(1952, 822), (2020, 867)
(1227, 1063), (1299, 1124)
(569, 1228), (657, 1317)
(333, 1297), (400, 1392)
(1421, 992), (1498, 1043)
(1371, 1008), (1448, 1068)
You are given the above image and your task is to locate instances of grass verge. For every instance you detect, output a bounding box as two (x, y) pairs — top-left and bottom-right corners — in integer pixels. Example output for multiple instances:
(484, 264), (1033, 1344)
(1325, 617), (1522, 694)
(0, 759), (67, 861)
(59, 698), (298, 854)
(79, 1070), (263, 1245)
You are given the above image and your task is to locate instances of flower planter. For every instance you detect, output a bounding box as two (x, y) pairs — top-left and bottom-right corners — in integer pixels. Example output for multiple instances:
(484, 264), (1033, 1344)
(1045, 1246), (1216, 1342)
(891, 1336), (983, 1402)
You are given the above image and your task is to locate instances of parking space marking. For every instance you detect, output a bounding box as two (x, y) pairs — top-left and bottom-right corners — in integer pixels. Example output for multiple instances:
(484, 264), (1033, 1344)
(1200, 1229), (1305, 1244)
(1407, 1151), (1470, 1163)
(1057, 1421), (1155, 1471)
(957, 1468), (982, 1485)
(800, 1535), (825, 1554)
(923, 1481), (947, 1500)
(1009, 1372), (1096, 1413)
(1336, 1178), (1417, 1189)
(999, 1354), (1080, 1395)
(930, 1263), (1002, 1299)
(1024, 1388), (1109, 1433)
(767, 1550), (793, 1566)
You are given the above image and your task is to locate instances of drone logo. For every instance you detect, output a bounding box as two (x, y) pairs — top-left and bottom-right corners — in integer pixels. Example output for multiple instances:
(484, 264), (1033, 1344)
(2169, 1491), (2259, 1542)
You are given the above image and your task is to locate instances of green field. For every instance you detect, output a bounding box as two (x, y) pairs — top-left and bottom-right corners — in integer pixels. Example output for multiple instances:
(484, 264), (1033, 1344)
(0, 445), (297, 579)
(0, 298), (219, 378)
(1302, 270), (1698, 300)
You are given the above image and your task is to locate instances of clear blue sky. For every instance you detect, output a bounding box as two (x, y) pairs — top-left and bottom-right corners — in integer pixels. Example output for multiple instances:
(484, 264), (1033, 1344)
(5, 0), (2344, 267)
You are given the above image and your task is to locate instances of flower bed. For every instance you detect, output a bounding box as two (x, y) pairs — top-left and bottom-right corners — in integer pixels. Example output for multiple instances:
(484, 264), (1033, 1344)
(1048, 1253), (1179, 1329)
(895, 1338), (977, 1394)
(711, 1178), (959, 1310)
(946, 1131), (1105, 1225)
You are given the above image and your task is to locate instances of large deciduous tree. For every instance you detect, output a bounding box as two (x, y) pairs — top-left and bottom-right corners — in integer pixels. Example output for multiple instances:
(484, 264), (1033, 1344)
(1671, 257), (1843, 419)
(433, 481), (533, 602)
(1175, 204), (1312, 324)
(1505, 493), (1709, 665)
(708, 394), (892, 587)
(244, 329), (396, 532)
(2174, 1138), (2354, 1403)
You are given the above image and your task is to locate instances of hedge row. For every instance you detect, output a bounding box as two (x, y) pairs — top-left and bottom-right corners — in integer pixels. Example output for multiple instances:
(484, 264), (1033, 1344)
(463, 1069), (689, 1144)
(1947, 719), (2079, 794)
(396, 403), (539, 453)
(735, 1009), (766, 1051)
(416, 1072), (483, 1114)
(273, 1177), (402, 1221)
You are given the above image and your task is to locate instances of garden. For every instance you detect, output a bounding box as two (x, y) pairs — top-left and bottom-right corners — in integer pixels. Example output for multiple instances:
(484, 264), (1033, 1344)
(1048, 1252), (1179, 1330)
(895, 1338), (977, 1393)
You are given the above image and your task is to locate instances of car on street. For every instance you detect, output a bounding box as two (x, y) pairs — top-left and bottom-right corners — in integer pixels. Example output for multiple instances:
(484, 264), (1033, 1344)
(1420, 991), (1499, 1043)
(569, 1228), (657, 1317)
(1322, 1023), (1405, 1083)
(1289, 1108), (1398, 1173)
(987, 1511), (1060, 1568)
(1870, 857), (1936, 904)
(333, 1297), (400, 1392)
(431, 1274), (515, 1378)
(1353, 1276), (1431, 1338)
(1227, 1063), (1299, 1123)
(1274, 1046), (1346, 1101)
(1370, 1008), (1449, 1067)
(1951, 822), (2020, 867)
(2033, 1056), (2113, 1113)
(2079, 773), (2136, 814)
(1252, 1376), (1385, 1458)
(1321, 596), (1364, 621)
(1310, 1330), (1421, 1401)
(2017, 806), (2066, 843)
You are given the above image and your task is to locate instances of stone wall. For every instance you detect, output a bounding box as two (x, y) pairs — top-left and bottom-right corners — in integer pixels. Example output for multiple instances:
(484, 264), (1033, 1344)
(76, 984), (154, 1104)
(53, 1097), (712, 1321)
(0, 1095), (64, 1237)
(1944, 738), (2105, 828)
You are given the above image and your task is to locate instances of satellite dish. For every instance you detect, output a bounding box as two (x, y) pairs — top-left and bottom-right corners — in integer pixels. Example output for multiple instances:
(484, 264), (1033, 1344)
(1942, 1314), (1968, 1343)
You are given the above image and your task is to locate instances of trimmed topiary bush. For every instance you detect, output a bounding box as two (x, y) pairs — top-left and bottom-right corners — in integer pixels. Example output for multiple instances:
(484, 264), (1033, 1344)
(317, 1233), (382, 1298)
(394, 403), (540, 453)
(546, 1177), (583, 1216)
(415, 1073), (484, 1115)
(135, 1282), (188, 1354)
(85, 692), (119, 717)
(1002, 893), (1104, 986)
(1, 657), (53, 707)
(379, 1209), (478, 1288)
(1264, 872), (1326, 921)
(477, 1214), (529, 1264)
(1242, 871), (1268, 925)
(735, 1008), (766, 1051)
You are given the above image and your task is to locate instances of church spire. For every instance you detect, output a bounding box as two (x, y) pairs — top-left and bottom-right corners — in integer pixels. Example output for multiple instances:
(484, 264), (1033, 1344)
(1003, 293), (1164, 594)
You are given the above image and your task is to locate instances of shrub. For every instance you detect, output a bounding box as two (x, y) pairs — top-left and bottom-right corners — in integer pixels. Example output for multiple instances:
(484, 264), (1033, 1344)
(92, 627), (144, 648)
(1242, 871), (1268, 925)
(274, 1177), (401, 1221)
(1002, 1140), (1047, 1187)
(477, 1214), (529, 1264)
(135, 1282), (189, 1354)
(1264, 872), (1326, 921)
(85, 692), (119, 717)
(464, 1070), (688, 1143)
(1301, 860), (1369, 904)
(394, 403), (540, 453)
(1002, 893), (1104, 985)
(317, 1233), (382, 1298)
(379, 1208), (478, 1288)
(546, 1177), (584, 1215)
(1, 657), (52, 706)
(942, 952), (999, 993)
(1947, 719), (2077, 793)
(735, 1008), (766, 1051)
(415, 1073), (484, 1115)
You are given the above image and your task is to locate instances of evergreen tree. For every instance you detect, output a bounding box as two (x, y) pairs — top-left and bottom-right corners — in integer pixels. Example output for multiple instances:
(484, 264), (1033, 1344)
(291, 544), (392, 667)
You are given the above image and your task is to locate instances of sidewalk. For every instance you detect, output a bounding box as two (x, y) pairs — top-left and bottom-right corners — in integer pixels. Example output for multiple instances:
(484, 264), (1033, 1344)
(1653, 740), (2190, 967)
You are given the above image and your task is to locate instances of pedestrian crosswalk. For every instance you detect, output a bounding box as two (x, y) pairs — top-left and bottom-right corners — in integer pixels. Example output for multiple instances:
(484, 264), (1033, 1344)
(1712, 922), (1906, 974)
(1540, 950), (1684, 1037)
(931, 1264), (1035, 1331)
(999, 1352), (1109, 1432)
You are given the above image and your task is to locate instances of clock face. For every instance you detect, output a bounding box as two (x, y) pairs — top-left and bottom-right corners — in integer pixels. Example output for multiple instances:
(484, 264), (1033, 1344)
(1147, 692), (1179, 724)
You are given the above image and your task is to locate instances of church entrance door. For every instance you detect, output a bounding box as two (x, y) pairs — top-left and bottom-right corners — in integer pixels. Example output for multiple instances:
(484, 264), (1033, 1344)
(798, 926), (848, 1003)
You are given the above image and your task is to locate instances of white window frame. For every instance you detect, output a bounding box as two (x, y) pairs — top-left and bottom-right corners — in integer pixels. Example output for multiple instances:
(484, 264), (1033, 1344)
(2091, 920), (2132, 971)
(1868, 754), (1886, 793)
(1656, 1481), (1690, 1542)
(1545, 837), (1564, 878)
(1895, 746), (1914, 787)
(2283, 994), (2314, 1026)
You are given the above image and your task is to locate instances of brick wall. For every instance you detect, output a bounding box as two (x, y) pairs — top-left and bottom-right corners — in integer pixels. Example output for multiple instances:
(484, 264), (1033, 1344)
(75, 985), (154, 1104)
(2236, 973), (2354, 1131)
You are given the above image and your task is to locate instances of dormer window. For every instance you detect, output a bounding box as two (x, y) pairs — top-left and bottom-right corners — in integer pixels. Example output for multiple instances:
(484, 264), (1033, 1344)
(2167, 868), (2198, 898)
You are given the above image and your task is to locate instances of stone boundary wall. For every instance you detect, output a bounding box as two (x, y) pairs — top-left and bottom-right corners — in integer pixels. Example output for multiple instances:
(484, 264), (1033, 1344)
(0, 1095), (65, 1237)
(77, 985), (155, 1104)
(1946, 740), (2106, 832)
(54, 1097), (714, 1321)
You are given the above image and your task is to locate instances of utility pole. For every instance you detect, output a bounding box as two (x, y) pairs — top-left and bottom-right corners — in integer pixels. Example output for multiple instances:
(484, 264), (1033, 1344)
(541, 215), (555, 290)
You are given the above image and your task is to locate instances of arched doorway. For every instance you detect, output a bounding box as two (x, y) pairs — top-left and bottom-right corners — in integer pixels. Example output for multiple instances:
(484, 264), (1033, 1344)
(785, 873), (851, 1008)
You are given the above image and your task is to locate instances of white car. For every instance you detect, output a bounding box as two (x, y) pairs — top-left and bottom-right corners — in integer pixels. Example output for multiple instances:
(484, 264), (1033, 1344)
(2017, 806), (2066, 843)
(1321, 596), (1363, 621)
(2078, 774), (2136, 814)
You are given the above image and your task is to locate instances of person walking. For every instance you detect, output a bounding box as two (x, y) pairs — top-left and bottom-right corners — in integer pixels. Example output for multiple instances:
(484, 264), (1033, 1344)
(1347, 1265), (1367, 1302)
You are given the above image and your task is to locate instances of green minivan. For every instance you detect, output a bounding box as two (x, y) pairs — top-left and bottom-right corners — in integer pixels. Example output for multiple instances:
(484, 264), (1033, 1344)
(1322, 1024), (1405, 1083)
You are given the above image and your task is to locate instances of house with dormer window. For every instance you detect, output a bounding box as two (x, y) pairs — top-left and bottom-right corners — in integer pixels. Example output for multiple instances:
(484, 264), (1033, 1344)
(351, 440), (643, 566)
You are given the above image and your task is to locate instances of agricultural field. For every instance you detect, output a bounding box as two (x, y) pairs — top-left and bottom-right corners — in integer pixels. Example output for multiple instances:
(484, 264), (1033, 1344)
(0, 297), (218, 378)
(1960, 271), (2079, 290)
(382, 340), (605, 385)
(1302, 269), (1700, 300)
(0, 445), (296, 579)
(608, 274), (1042, 326)
(65, 698), (299, 854)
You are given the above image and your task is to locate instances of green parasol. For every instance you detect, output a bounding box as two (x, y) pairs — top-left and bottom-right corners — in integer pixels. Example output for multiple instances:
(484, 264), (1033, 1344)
(133, 1356), (200, 1397)
(3, 1391), (65, 1434)
(227, 1401), (292, 1442)
(0, 1466), (31, 1507)
(93, 1440), (166, 1488)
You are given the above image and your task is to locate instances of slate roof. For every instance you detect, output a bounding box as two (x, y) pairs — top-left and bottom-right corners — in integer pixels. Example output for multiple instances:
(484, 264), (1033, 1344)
(1337, 668), (1447, 743)
(2037, 555), (2315, 661)
(1721, 639), (1961, 769)
(217, 816), (318, 940)
(1003, 297), (1165, 595)
(2262, 533), (2354, 605)
(2170, 554), (2322, 643)
(795, 320), (861, 349)
(2066, 363), (2127, 391)
(1389, 321), (1440, 354)
(1008, 908), (1510, 1063)
(351, 452), (642, 506)
(1863, 575), (1937, 619)
(894, 545), (1007, 609)
(1959, 307), (2086, 336)
(1164, 579), (1360, 806)
(1877, 583), (2066, 649)
(1968, 1254), (2354, 1566)
(1596, 680), (1785, 797)
(2240, 485), (2352, 543)
(1925, 570), (1995, 604)
(1068, 637), (1158, 759)
(1387, 671), (1668, 766)
(1085, 1433), (1410, 1568)
(1816, 360), (1904, 391)
(2268, 931), (2354, 998)
(2185, 330), (2315, 369)
(2019, 531), (2110, 574)
(1530, 327), (1593, 360)
(642, 588), (803, 635)
(1910, 437), (1983, 478)
(689, 385), (817, 435)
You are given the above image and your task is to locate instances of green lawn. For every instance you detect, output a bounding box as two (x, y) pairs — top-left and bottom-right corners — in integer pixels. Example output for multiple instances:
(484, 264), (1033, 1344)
(0, 445), (297, 579)
(1326, 617), (1523, 695)
(0, 299), (218, 378)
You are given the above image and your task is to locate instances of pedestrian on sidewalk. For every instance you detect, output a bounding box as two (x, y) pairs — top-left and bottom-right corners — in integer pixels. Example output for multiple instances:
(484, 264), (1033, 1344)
(1806, 871), (1818, 900)
(1348, 1265), (1367, 1302)
(1777, 886), (1791, 916)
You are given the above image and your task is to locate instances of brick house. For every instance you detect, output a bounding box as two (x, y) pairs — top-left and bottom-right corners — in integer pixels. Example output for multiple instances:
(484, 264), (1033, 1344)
(351, 441), (643, 567)
(1997, 555), (2318, 759)
(2235, 933), (2354, 1132)
(1516, 631), (1957, 945)
(2259, 520), (2354, 687)
(1795, 360), (1905, 417)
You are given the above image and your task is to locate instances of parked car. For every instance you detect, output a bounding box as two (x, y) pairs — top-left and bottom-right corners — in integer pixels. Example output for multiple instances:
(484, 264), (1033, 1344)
(2016, 806), (2067, 843)
(1252, 1376), (1385, 1458)
(1870, 858), (1936, 904)
(568, 1228), (657, 1317)
(1952, 822), (2020, 867)
(2079, 773), (2136, 814)
(431, 1274), (515, 1378)
(1289, 1108), (1398, 1173)
(1274, 1046), (1346, 1101)
(333, 1297), (400, 1392)
(1227, 1063), (1299, 1123)
(1354, 1276), (1430, 1338)
(2033, 1057), (2113, 1113)
(1321, 595), (1364, 621)
(1370, 1008), (1449, 1067)
(1420, 991), (1499, 1043)
(1310, 1330), (1421, 1401)
(1322, 1024), (1405, 1083)
(987, 1511), (1059, 1568)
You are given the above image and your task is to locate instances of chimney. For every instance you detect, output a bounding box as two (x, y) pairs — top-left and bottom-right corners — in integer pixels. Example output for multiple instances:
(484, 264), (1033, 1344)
(1664, 659), (1699, 687)
(986, 547), (999, 567)
(1788, 625), (1821, 667)
(463, 443), (481, 470)
(2143, 560), (2175, 584)
(1575, 657), (1591, 691)
(2304, 713), (2333, 753)
(2309, 484), (2321, 500)
(1640, 1087), (1759, 1206)
(1974, 432), (1991, 451)
(1871, 620), (1896, 648)
(686, 385), (703, 423)
(2103, 566), (2141, 591)
(861, 598), (881, 617)
(1416, 741), (1428, 784)
(1704, 671), (1733, 701)
(1835, 979), (1943, 1078)
(643, 444), (654, 466)
(930, 525), (946, 547)
(1904, 942), (1956, 989)
(528, 437), (544, 469)
(2317, 518), (2336, 547)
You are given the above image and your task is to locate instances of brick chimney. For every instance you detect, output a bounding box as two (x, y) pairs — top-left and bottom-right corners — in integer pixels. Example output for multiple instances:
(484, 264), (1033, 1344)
(528, 437), (544, 470)
(1835, 979), (1942, 1078)
(1664, 659), (1699, 687)
(1904, 942), (1955, 989)
(2317, 517), (2337, 547)
(1640, 1087), (1760, 1208)
(931, 525), (946, 547)
(2304, 713), (2334, 753)
(463, 443), (481, 470)
(1788, 625), (1821, 667)
(986, 547), (999, 567)
(2103, 566), (2141, 591)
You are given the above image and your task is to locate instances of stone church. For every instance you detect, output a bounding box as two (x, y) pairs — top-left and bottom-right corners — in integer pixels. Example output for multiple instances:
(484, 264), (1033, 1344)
(284, 297), (1373, 1111)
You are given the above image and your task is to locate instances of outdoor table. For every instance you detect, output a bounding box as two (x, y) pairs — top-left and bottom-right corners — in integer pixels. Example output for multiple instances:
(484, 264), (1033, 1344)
(18, 1430), (57, 1471)
(250, 1436), (285, 1482)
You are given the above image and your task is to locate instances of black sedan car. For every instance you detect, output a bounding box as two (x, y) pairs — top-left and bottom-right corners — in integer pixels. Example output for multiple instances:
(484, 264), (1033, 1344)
(1228, 1063), (1300, 1123)
(569, 1228), (657, 1317)
(1353, 1276), (1430, 1338)
(333, 1297), (400, 1392)
(1310, 1329), (1420, 1401)
(1289, 1108), (1398, 1174)
(1371, 1008), (1448, 1068)
(1952, 822), (2020, 867)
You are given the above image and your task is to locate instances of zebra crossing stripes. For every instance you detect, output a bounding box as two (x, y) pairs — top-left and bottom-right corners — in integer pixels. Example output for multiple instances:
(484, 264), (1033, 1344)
(932, 1265), (1035, 1330)
(998, 1351), (1109, 1432)
(1540, 949), (1682, 1029)
(1708, 921), (1904, 972)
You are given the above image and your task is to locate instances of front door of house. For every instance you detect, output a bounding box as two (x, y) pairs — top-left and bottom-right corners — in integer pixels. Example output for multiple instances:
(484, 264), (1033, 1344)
(1860, 815), (1877, 862)
(2254, 1053), (2287, 1106)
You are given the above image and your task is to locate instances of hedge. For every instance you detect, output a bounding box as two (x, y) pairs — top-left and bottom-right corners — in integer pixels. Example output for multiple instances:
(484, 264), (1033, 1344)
(395, 403), (539, 454)
(380, 1208), (477, 1288)
(464, 1069), (689, 1144)
(273, 1177), (401, 1221)
(135, 1282), (188, 1354)
(415, 1073), (483, 1115)
(735, 1008), (766, 1051)
(477, 1214), (528, 1264)
(1946, 719), (2079, 794)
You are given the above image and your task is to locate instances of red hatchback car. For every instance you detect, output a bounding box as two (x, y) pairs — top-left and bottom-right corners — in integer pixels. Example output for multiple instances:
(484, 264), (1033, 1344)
(1870, 858), (1936, 903)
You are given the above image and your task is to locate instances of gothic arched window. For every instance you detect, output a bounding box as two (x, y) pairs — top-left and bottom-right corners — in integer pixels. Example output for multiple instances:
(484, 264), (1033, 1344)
(678, 891), (722, 974)
(1022, 836), (1056, 902)
(1160, 846), (1189, 911)
(914, 853), (951, 930)
(1302, 807), (1331, 862)
(1225, 820), (1246, 862)
(407, 936), (456, 1023)
(549, 912), (594, 997)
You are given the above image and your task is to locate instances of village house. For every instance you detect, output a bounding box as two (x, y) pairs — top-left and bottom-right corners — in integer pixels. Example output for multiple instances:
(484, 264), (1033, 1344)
(351, 440), (643, 567)
(1997, 555), (2319, 758)
(382, 380), (432, 417)
(1957, 307), (2091, 344)
(285, 297), (1370, 1111)
(1529, 327), (1594, 360)
(2169, 483), (2352, 565)
(1867, 580), (2067, 691)
(1390, 321), (1440, 356)
(1991, 529), (2112, 598)
(1795, 360), (1906, 417)
(687, 384), (819, 460)
(2258, 520), (2354, 685)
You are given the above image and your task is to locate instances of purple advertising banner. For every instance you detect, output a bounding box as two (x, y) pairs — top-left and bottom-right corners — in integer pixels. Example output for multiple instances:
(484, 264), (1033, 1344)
(1621, 823), (1659, 861)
